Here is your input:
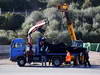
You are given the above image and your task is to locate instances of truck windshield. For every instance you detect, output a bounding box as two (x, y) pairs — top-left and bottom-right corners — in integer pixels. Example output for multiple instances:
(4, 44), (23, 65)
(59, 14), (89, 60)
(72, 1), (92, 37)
(12, 43), (24, 48)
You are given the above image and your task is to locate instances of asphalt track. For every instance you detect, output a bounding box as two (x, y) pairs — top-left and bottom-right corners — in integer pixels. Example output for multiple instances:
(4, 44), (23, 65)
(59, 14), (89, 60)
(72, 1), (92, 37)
(0, 61), (100, 75)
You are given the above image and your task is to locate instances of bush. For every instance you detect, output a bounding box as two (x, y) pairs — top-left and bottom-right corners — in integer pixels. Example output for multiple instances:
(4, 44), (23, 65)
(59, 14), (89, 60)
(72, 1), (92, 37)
(82, 0), (92, 9)
(91, 0), (100, 7)
(0, 13), (25, 30)
(22, 11), (43, 33)
(43, 7), (63, 31)
(0, 16), (6, 25)
(95, 14), (100, 23)
(0, 16), (6, 29)
(47, 0), (66, 7)
(0, 37), (10, 45)
(31, 31), (43, 44)
(6, 13), (25, 30)
(7, 30), (17, 40)
(0, 30), (8, 37)
(0, 30), (10, 45)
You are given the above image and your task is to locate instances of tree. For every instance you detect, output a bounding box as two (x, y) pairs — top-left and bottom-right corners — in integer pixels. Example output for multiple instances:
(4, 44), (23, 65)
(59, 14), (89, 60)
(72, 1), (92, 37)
(0, 30), (8, 37)
(0, 0), (40, 11)
(91, 0), (100, 7)
(0, 16), (6, 28)
(0, 37), (10, 45)
(6, 14), (25, 30)
(22, 11), (43, 33)
(0, 13), (25, 30)
(82, 0), (92, 9)
(47, 0), (66, 7)
(95, 14), (100, 23)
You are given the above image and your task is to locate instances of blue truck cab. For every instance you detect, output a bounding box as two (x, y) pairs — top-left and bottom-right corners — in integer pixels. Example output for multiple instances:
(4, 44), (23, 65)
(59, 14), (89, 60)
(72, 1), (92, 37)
(10, 38), (26, 61)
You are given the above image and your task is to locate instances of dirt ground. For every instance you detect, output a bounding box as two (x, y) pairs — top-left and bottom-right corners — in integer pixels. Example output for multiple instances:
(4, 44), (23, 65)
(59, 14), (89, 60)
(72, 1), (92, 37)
(0, 51), (100, 65)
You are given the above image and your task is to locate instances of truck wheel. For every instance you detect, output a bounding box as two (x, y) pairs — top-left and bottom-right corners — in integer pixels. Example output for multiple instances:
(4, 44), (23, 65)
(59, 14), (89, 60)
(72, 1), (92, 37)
(17, 57), (26, 67)
(52, 57), (62, 67)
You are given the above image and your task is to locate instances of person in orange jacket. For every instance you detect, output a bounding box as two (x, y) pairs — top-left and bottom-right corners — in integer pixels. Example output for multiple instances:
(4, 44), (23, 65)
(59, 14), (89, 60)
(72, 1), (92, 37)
(65, 50), (72, 64)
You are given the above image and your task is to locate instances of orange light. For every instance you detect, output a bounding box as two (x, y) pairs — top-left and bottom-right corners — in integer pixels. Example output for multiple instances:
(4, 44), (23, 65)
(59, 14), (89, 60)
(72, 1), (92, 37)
(62, 3), (69, 10)
(57, 3), (69, 11)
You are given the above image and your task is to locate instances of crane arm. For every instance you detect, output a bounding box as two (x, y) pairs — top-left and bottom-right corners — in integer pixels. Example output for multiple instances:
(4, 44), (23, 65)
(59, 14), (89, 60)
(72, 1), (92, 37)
(57, 3), (77, 41)
(65, 12), (77, 40)
(27, 19), (47, 45)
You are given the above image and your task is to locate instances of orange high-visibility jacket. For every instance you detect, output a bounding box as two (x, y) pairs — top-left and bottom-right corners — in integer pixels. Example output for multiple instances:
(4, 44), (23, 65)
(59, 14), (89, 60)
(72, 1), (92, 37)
(65, 52), (71, 62)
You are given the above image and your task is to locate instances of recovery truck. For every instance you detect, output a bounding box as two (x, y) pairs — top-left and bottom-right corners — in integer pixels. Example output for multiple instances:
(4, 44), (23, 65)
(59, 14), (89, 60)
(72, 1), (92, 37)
(10, 19), (67, 67)
(10, 3), (88, 67)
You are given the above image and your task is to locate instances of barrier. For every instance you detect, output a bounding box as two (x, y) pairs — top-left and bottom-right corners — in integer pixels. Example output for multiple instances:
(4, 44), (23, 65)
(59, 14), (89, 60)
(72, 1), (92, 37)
(83, 43), (100, 52)
(0, 45), (9, 58)
(90, 43), (100, 52)
(0, 45), (10, 53)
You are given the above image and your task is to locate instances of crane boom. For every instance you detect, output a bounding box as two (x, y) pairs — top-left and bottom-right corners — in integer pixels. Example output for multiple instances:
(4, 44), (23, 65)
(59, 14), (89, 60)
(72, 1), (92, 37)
(65, 11), (77, 41)
(27, 19), (46, 45)
(67, 23), (77, 40)
(57, 3), (77, 41)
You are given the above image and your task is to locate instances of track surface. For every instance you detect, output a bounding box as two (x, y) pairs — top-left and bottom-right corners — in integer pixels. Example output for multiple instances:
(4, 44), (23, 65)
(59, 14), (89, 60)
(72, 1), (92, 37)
(0, 59), (100, 75)
(0, 51), (100, 75)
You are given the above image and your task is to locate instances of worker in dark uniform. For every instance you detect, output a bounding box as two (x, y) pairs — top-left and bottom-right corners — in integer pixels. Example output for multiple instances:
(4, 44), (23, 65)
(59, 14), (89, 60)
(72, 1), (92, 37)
(40, 37), (48, 66)
(84, 50), (91, 67)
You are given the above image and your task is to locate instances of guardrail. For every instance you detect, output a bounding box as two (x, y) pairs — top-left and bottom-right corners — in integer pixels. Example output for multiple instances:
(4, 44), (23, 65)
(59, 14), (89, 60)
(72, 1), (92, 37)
(0, 45), (10, 53)
(0, 45), (10, 58)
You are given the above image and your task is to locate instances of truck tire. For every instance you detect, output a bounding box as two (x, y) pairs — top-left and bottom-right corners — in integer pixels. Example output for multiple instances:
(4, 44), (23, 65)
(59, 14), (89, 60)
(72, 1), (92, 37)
(17, 57), (26, 67)
(52, 57), (62, 67)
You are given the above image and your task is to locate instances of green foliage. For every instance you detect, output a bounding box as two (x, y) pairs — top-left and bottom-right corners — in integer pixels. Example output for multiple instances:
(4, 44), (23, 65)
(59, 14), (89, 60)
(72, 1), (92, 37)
(95, 14), (100, 22)
(0, 0), (39, 11)
(22, 11), (43, 34)
(43, 7), (62, 30)
(0, 30), (8, 37)
(0, 16), (6, 27)
(0, 0), (100, 44)
(82, 0), (92, 9)
(91, 0), (100, 7)
(0, 13), (25, 30)
(0, 30), (10, 45)
(6, 14), (25, 30)
(31, 31), (43, 43)
(0, 30), (17, 45)
(0, 37), (10, 45)
(7, 30), (17, 40)
(47, 0), (66, 7)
